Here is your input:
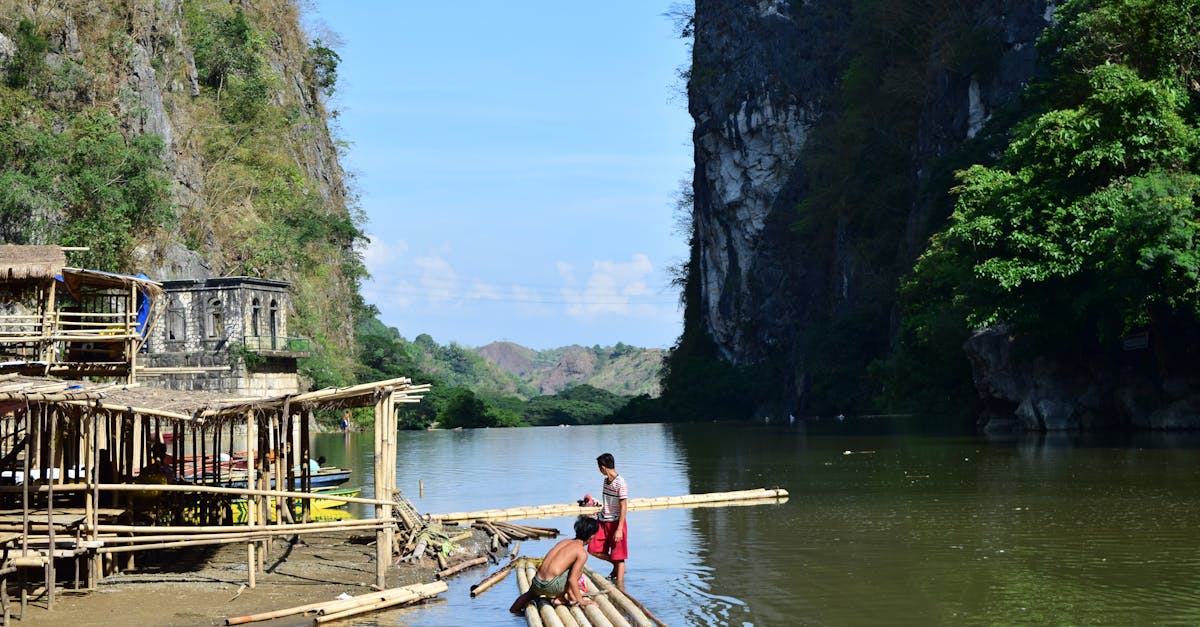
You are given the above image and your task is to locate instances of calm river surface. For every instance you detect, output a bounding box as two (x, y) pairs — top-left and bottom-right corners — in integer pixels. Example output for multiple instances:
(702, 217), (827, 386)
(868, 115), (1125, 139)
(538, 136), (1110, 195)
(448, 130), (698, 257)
(312, 423), (1200, 626)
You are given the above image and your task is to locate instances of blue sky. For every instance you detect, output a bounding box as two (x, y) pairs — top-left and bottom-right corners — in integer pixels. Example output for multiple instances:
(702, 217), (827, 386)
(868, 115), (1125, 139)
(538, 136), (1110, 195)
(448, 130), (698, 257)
(306, 2), (693, 350)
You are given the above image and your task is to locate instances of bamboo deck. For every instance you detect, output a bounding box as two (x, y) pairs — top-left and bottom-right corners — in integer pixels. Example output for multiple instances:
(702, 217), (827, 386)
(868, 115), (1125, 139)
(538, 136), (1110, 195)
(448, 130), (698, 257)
(429, 487), (789, 523)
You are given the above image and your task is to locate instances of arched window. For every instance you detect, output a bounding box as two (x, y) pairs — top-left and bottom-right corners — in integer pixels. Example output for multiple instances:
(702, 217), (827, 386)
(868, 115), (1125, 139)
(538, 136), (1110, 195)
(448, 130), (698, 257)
(269, 299), (279, 340)
(167, 298), (185, 346)
(251, 298), (262, 338)
(207, 298), (223, 339)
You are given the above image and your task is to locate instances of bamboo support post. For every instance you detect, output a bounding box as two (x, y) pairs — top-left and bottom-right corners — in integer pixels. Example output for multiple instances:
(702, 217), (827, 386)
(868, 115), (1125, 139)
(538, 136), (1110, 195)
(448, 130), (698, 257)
(245, 411), (256, 588)
(373, 394), (386, 587)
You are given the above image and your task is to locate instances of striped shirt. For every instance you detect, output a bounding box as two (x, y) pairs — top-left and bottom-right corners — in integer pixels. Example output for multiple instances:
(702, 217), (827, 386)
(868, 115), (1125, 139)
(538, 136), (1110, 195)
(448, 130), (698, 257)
(599, 474), (628, 522)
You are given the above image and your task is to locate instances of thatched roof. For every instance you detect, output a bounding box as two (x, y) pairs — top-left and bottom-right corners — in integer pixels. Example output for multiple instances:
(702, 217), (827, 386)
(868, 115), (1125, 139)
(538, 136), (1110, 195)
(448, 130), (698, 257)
(0, 374), (430, 423)
(0, 246), (66, 282)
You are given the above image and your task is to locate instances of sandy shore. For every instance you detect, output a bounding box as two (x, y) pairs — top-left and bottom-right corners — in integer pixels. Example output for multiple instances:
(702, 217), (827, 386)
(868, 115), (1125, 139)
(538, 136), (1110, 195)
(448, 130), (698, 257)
(9, 529), (481, 627)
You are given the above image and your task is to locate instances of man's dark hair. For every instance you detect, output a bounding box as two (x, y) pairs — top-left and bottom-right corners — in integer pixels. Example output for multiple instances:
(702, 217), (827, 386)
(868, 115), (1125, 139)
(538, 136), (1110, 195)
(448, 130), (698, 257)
(574, 515), (600, 540)
(596, 452), (615, 469)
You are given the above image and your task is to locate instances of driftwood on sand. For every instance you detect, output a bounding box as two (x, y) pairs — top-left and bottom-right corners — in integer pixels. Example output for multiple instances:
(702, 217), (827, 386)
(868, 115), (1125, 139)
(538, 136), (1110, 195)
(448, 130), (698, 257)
(223, 581), (448, 625)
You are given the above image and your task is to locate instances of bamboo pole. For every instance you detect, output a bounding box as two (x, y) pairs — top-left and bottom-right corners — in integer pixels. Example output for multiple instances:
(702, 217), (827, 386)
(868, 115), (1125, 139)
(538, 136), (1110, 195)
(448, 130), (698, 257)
(312, 580), (447, 624)
(373, 394), (386, 587)
(516, 561), (546, 627)
(431, 488), (790, 523)
(383, 390), (396, 571)
(45, 405), (56, 610)
(98, 511), (388, 530)
(84, 414), (96, 589)
(245, 410), (256, 588)
(584, 569), (663, 627)
(436, 555), (488, 580)
(553, 602), (579, 627)
(583, 602), (615, 627)
(589, 589), (631, 627)
(470, 550), (521, 597)
(584, 570), (651, 627)
(93, 516), (391, 540)
(568, 604), (592, 627)
(54, 481), (394, 506)
(223, 582), (446, 625)
(314, 581), (446, 616)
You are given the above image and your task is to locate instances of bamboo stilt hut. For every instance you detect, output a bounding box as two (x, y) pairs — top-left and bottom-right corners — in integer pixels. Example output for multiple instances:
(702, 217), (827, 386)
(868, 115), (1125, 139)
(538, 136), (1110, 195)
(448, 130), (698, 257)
(0, 374), (428, 621)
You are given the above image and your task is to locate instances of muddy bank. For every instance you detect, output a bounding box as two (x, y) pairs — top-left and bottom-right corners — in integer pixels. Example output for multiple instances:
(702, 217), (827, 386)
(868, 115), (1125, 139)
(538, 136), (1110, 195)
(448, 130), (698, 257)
(11, 528), (496, 627)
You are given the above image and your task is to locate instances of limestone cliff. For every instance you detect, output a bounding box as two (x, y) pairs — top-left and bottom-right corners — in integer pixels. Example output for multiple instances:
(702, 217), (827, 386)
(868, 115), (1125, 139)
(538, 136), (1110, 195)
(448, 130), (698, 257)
(685, 0), (1053, 416)
(0, 0), (361, 382)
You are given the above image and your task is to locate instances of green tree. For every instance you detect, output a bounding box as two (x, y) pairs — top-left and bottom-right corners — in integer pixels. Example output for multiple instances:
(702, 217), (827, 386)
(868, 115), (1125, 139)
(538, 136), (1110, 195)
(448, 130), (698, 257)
(901, 0), (1200, 370)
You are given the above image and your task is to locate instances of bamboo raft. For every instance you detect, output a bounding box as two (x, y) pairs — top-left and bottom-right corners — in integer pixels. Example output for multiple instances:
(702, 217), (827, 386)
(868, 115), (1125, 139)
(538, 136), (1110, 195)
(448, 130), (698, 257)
(430, 488), (789, 523)
(513, 558), (664, 627)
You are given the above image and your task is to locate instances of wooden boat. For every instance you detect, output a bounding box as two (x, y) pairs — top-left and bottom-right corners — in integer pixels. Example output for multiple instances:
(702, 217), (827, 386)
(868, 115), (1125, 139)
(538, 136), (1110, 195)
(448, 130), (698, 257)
(187, 466), (352, 490)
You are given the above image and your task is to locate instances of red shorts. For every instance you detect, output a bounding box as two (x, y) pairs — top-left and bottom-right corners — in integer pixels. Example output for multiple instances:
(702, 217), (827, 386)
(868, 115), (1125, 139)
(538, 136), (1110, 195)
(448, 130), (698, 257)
(588, 519), (628, 561)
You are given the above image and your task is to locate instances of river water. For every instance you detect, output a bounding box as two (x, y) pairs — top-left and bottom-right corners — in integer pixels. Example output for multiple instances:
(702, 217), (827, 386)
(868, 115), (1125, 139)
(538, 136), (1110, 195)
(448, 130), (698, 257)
(312, 422), (1200, 626)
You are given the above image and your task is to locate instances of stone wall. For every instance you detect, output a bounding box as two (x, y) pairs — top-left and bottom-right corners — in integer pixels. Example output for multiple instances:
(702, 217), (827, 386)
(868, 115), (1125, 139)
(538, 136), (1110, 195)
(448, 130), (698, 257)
(141, 277), (299, 395)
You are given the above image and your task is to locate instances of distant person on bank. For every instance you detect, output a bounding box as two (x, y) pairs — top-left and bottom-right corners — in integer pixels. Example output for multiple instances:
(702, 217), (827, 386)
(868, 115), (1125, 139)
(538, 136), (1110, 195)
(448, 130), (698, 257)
(510, 516), (599, 613)
(588, 452), (628, 583)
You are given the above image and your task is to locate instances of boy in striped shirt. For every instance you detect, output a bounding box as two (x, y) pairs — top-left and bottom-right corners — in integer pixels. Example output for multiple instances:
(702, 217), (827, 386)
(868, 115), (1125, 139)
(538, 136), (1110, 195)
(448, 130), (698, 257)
(588, 452), (628, 584)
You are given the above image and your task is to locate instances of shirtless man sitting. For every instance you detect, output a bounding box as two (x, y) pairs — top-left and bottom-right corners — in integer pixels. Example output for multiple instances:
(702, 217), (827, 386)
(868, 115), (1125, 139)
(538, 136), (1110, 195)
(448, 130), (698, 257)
(510, 516), (599, 613)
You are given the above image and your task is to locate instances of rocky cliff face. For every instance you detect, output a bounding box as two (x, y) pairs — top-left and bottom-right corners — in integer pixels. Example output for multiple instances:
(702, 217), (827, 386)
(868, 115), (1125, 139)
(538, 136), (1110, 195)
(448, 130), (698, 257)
(0, 0), (360, 376)
(688, 0), (1052, 415)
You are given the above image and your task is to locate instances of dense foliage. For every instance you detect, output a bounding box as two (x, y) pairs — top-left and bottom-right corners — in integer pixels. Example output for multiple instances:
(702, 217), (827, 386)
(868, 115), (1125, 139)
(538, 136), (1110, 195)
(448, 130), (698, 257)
(890, 0), (1200, 408)
(181, 1), (369, 389)
(0, 18), (172, 270)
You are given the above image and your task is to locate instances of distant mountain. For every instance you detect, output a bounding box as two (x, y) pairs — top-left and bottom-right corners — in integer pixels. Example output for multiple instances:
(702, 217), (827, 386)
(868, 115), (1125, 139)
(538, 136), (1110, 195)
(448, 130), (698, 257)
(475, 342), (662, 398)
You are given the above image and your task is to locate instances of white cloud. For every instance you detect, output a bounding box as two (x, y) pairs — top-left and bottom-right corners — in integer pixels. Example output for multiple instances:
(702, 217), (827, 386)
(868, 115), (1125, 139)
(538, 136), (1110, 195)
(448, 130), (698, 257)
(415, 255), (458, 304)
(360, 233), (408, 276)
(361, 234), (413, 309)
(562, 254), (656, 318)
(467, 281), (501, 301)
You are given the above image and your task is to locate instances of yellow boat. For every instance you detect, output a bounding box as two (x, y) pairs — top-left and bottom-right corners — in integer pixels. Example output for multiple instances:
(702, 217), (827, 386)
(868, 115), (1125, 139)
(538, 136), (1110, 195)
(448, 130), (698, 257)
(228, 486), (362, 523)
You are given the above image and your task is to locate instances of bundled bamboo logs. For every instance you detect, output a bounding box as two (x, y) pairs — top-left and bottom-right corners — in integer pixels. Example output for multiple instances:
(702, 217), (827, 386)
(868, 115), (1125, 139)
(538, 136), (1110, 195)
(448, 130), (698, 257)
(583, 569), (664, 627)
(432, 488), (789, 523)
(472, 519), (558, 553)
(223, 581), (448, 625)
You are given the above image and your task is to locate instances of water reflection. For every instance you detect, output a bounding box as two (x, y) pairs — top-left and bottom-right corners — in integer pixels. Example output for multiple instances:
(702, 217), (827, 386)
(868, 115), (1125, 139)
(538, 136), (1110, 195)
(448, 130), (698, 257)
(316, 422), (1200, 625)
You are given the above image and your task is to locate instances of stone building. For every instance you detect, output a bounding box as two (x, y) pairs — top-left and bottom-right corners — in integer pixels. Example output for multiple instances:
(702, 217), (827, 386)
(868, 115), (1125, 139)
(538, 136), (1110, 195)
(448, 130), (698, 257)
(140, 277), (308, 395)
